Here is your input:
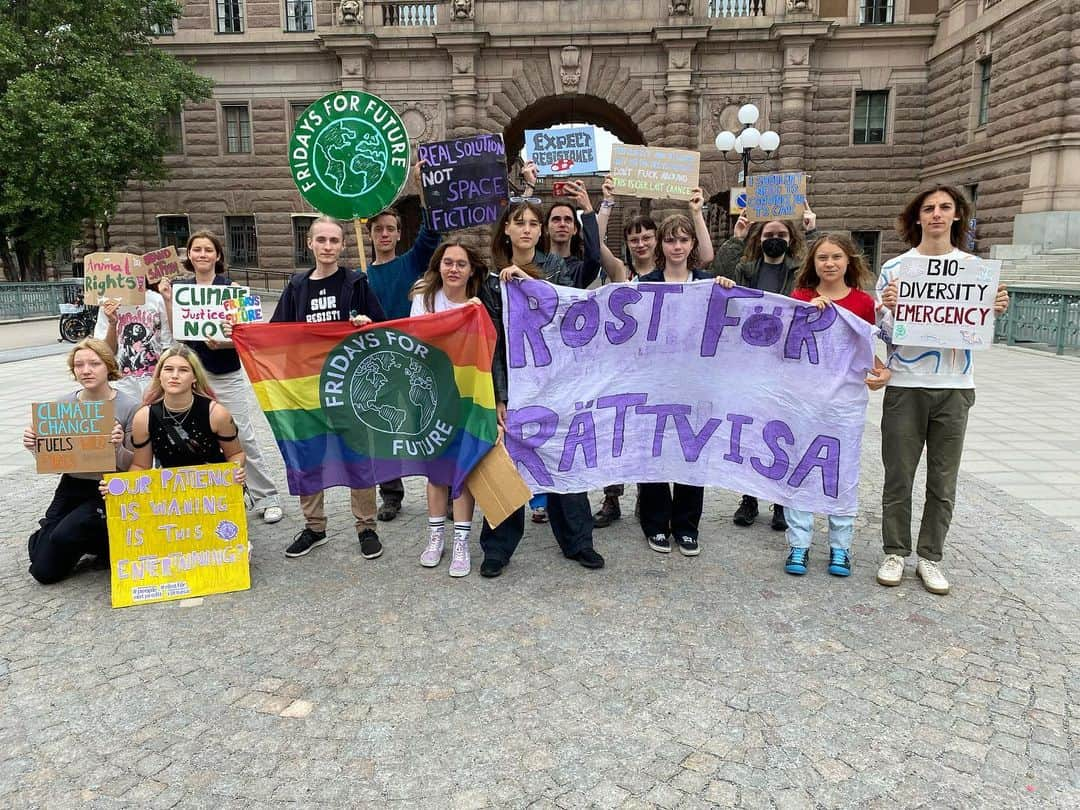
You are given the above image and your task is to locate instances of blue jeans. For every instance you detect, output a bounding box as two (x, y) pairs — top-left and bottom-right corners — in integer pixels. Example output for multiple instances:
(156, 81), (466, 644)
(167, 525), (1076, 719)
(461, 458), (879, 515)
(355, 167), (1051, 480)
(785, 508), (854, 551)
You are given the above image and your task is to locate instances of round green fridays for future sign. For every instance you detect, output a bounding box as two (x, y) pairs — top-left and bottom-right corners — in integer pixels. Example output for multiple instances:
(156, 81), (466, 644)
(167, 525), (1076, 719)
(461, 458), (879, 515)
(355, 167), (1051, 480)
(289, 91), (411, 220)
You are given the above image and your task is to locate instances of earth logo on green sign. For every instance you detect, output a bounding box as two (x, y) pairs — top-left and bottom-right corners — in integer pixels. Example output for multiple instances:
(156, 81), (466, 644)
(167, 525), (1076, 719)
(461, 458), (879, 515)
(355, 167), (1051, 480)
(289, 91), (411, 220)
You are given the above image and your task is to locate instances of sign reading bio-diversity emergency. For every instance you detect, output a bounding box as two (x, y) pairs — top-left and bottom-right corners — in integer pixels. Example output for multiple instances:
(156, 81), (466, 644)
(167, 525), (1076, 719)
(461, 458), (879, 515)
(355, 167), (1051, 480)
(745, 172), (807, 222)
(524, 126), (598, 176)
(418, 134), (508, 231)
(609, 145), (699, 201)
(104, 463), (250, 608)
(289, 91), (411, 220)
(84, 253), (146, 306)
(892, 255), (1002, 350)
(32, 399), (116, 474)
(502, 279), (876, 515)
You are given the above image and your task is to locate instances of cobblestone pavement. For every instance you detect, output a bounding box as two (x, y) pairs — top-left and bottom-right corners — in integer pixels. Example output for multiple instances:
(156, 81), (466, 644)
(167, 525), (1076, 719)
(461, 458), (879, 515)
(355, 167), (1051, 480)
(1, 346), (1077, 809)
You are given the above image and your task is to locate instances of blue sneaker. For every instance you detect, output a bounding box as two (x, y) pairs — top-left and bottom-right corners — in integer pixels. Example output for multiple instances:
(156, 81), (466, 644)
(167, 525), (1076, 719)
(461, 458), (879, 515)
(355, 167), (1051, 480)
(828, 548), (852, 577)
(784, 546), (809, 576)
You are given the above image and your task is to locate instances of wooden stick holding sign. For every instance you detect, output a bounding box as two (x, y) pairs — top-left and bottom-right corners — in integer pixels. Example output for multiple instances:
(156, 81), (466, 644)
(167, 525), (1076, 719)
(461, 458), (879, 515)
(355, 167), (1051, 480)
(354, 219), (368, 273)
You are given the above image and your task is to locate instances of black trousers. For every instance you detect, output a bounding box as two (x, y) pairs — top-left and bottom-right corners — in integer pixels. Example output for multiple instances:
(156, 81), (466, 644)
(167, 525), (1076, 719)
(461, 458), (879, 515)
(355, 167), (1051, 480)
(28, 475), (109, 585)
(480, 491), (595, 563)
(379, 478), (405, 503)
(638, 483), (704, 540)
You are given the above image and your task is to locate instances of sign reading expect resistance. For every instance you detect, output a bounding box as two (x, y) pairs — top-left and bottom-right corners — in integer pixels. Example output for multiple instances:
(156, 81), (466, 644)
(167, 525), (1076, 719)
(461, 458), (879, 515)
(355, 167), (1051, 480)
(289, 91), (411, 220)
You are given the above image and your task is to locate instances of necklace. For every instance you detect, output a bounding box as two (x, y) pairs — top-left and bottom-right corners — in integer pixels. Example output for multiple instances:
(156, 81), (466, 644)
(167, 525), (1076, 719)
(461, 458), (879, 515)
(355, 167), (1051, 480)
(163, 396), (194, 424)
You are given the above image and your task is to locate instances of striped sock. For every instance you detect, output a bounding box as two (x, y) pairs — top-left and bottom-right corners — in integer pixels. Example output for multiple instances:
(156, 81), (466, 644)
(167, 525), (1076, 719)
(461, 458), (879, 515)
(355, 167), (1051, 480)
(453, 521), (471, 543)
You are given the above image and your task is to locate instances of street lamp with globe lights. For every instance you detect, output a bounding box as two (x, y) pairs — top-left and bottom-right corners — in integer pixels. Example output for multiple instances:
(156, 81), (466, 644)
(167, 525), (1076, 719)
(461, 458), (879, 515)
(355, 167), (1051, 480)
(714, 104), (780, 183)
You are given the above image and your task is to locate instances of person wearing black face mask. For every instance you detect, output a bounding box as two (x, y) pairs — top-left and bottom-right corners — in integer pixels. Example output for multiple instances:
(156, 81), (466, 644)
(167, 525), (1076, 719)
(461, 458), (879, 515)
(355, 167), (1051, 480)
(709, 208), (816, 530)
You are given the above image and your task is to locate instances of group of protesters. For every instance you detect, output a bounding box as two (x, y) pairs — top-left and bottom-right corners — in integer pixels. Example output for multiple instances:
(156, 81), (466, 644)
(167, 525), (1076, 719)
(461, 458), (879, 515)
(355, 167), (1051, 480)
(23, 157), (1007, 597)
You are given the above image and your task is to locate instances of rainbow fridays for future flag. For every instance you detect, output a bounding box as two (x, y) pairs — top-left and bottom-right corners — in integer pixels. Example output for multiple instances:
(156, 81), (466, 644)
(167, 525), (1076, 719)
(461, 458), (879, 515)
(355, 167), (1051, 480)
(232, 306), (498, 497)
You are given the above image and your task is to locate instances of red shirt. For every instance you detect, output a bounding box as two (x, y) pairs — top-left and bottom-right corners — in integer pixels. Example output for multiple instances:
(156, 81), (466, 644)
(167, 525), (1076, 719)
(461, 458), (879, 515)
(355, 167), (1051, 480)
(792, 287), (877, 325)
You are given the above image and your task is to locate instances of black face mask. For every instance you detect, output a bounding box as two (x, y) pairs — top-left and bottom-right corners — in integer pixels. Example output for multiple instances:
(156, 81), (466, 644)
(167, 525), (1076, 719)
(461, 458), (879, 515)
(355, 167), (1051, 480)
(761, 238), (789, 259)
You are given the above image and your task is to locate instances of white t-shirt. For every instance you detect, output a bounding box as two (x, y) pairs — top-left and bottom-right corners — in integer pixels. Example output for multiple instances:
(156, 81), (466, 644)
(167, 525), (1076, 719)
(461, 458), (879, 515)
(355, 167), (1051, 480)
(409, 288), (470, 316)
(876, 247), (976, 390)
(94, 290), (173, 397)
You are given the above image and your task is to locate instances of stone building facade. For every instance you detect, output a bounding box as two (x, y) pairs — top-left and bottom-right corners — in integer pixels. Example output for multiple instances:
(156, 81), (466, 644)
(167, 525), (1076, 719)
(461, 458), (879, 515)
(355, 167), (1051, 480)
(110, 0), (1077, 278)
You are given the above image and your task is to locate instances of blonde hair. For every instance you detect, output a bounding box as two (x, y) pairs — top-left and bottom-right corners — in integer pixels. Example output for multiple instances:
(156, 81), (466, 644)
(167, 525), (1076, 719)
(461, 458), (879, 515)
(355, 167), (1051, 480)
(67, 338), (121, 381)
(142, 345), (217, 405)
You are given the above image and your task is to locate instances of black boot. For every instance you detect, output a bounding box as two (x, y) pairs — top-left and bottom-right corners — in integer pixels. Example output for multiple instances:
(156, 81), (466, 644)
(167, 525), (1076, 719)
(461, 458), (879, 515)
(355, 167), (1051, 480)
(771, 504), (787, 531)
(733, 495), (758, 527)
(593, 495), (621, 528)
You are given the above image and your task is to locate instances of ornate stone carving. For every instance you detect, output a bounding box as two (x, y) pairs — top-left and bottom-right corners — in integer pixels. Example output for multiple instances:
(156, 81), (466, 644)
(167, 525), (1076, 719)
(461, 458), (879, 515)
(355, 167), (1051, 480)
(787, 0), (811, 11)
(339, 0), (361, 24)
(452, 54), (473, 75)
(975, 32), (990, 58)
(399, 102), (440, 142)
(451, 0), (474, 21)
(669, 1), (693, 15)
(560, 46), (581, 91)
(787, 46), (809, 66)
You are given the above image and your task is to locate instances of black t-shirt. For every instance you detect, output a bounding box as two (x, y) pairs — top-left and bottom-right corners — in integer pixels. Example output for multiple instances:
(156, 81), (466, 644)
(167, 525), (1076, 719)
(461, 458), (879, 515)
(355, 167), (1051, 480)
(755, 260), (785, 294)
(302, 268), (346, 323)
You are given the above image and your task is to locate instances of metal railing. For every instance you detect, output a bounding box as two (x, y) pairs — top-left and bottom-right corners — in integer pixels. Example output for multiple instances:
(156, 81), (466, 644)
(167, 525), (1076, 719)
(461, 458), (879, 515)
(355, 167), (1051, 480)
(995, 286), (1080, 356)
(0, 282), (84, 321)
(226, 267), (295, 294)
(708, 0), (768, 17)
(382, 2), (438, 26)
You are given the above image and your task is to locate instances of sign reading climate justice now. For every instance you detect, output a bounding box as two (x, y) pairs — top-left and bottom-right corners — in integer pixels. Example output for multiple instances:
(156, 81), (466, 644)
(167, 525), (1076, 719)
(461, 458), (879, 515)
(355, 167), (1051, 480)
(524, 126), (598, 176)
(32, 399), (115, 474)
(745, 172), (806, 222)
(104, 463), (250, 608)
(84, 253), (146, 306)
(289, 91), (411, 220)
(609, 145), (699, 201)
(171, 284), (262, 341)
(419, 134), (508, 231)
(892, 255), (1002, 350)
(502, 279), (876, 515)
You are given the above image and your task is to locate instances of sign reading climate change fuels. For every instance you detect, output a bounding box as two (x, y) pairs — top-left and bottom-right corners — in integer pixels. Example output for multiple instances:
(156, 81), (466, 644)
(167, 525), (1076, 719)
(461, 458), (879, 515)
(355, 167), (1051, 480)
(524, 126), (598, 177)
(289, 91), (411, 220)
(745, 172), (807, 222)
(84, 253), (146, 306)
(171, 284), (262, 342)
(418, 134), (508, 231)
(609, 145), (699, 201)
(502, 280), (876, 515)
(232, 306), (499, 499)
(32, 399), (115, 474)
(892, 255), (1002, 350)
(103, 463), (249, 608)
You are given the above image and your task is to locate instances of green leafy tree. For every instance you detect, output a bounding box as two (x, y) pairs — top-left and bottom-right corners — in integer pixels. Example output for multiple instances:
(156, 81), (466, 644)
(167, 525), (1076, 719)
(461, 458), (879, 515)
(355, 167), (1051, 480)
(0, 1), (213, 280)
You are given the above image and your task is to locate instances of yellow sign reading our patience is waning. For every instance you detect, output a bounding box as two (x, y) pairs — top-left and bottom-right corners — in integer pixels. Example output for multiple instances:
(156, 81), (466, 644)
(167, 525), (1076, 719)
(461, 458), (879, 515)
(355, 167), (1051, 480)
(103, 463), (250, 608)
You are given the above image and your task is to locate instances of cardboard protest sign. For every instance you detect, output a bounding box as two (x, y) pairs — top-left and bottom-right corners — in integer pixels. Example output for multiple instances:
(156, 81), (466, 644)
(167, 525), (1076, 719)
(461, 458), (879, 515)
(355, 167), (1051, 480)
(745, 172), (807, 222)
(502, 279), (876, 515)
(84, 253), (146, 306)
(142, 246), (182, 284)
(892, 255), (1002, 350)
(32, 399), (116, 474)
(418, 134), (508, 231)
(103, 463), (250, 608)
(466, 444), (532, 529)
(524, 126), (599, 177)
(609, 145), (699, 201)
(172, 283), (261, 341)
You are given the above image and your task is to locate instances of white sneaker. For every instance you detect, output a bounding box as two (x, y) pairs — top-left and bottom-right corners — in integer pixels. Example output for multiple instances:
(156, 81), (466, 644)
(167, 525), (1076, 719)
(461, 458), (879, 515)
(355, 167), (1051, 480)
(876, 554), (905, 586)
(449, 538), (471, 578)
(262, 506), (284, 524)
(420, 531), (444, 568)
(916, 558), (950, 595)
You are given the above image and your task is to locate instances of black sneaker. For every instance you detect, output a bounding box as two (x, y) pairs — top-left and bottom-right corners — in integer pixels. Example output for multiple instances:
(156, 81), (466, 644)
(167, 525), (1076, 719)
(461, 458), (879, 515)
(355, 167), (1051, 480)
(771, 504), (787, 531)
(676, 535), (700, 556)
(733, 495), (758, 527)
(566, 547), (605, 569)
(648, 533), (672, 553)
(285, 528), (328, 558)
(377, 500), (401, 521)
(358, 528), (383, 559)
(593, 495), (621, 528)
(480, 557), (507, 578)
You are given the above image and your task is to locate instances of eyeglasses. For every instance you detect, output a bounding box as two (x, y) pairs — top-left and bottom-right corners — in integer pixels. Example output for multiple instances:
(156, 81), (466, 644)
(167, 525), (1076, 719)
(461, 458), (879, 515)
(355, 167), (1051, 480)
(440, 259), (471, 271)
(509, 196), (542, 204)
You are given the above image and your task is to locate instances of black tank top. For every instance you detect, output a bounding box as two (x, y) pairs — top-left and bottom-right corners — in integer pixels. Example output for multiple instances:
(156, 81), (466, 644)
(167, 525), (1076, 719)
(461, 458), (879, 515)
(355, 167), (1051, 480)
(146, 395), (227, 468)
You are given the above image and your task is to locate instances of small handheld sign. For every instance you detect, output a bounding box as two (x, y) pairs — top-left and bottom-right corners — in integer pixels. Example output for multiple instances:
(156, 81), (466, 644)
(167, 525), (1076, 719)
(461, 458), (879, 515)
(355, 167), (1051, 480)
(84, 253), (146, 306)
(892, 256), (1002, 350)
(609, 145), (700, 201)
(142, 246), (182, 284)
(524, 126), (598, 177)
(418, 134), (508, 231)
(745, 172), (807, 222)
(32, 399), (116, 474)
(172, 283), (260, 342)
